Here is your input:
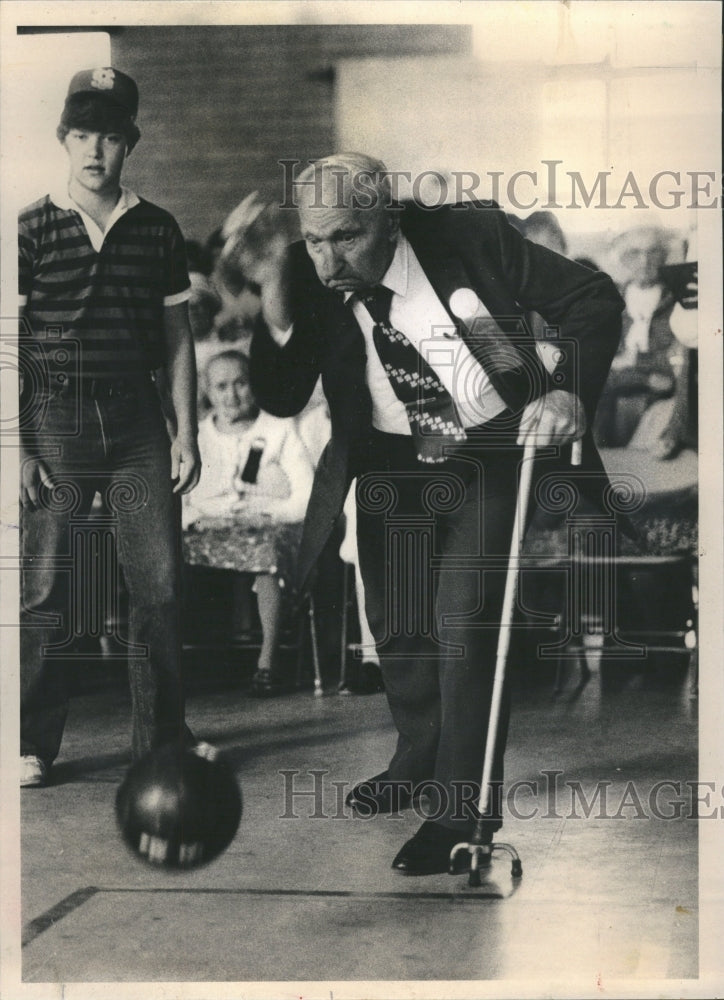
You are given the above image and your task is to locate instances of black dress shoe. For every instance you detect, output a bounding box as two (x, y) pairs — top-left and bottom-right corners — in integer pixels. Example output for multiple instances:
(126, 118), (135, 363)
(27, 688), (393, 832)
(249, 670), (286, 698)
(346, 661), (385, 695)
(345, 770), (418, 815)
(391, 820), (492, 876)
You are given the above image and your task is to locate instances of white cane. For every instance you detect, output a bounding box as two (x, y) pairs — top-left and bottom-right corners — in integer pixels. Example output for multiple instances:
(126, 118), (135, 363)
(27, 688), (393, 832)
(449, 436), (582, 885)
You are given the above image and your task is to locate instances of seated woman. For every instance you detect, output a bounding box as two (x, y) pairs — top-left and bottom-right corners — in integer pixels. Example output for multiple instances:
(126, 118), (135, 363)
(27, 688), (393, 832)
(183, 350), (314, 695)
(594, 225), (687, 457)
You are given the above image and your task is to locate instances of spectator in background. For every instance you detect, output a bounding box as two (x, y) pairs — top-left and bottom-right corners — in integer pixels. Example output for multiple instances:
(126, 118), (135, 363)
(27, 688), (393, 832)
(205, 226), (226, 276)
(668, 229), (698, 351)
(184, 350), (314, 696)
(185, 238), (213, 277)
(523, 210), (601, 272)
(646, 227), (698, 456)
(594, 225), (683, 456)
(523, 210), (568, 256)
(188, 270), (222, 339)
(204, 194), (300, 359)
(188, 224), (263, 414)
(521, 211), (572, 347)
(212, 251), (264, 355)
(188, 271), (223, 399)
(338, 481), (385, 695)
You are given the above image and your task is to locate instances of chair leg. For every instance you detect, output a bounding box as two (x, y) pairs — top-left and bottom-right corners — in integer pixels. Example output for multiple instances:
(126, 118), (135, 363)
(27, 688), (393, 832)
(295, 596), (307, 690)
(687, 560), (698, 698)
(338, 563), (353, 694)
(308, 593), (324, 696)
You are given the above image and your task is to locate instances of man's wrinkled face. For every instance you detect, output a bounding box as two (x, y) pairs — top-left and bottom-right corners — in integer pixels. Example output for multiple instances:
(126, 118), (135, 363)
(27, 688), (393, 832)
(298, 177), (398, 292)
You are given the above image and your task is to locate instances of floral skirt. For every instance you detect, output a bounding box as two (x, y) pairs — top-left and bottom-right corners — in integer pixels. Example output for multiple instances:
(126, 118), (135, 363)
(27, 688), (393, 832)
(182, 516), (304, 587)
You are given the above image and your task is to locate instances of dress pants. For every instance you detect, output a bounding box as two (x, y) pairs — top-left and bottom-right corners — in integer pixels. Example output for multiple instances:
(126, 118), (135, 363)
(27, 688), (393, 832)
(20, 377), (187, 765)
(355, 420), (523, 833)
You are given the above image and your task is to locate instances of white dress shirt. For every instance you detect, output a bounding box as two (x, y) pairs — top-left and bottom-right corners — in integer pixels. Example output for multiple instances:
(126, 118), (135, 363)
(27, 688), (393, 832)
(346, 235), (506, 433)
(272, 234), (507, 434)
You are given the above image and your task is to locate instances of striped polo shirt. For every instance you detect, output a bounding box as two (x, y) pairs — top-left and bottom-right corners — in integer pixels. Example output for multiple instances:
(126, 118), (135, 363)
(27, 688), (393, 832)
(19, 188), (191, 382)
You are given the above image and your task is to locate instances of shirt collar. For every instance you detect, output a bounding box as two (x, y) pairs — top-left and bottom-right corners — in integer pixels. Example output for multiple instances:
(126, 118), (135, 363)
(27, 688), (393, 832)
(343, 233), (409, 302)
(49, 184), (140, 214)
(379, 233), (409, 297)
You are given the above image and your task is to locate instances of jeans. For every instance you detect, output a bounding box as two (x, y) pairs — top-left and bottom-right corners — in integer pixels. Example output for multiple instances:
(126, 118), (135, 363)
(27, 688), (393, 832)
(20, 377), (187, 765)
(355, 425), (521, 832)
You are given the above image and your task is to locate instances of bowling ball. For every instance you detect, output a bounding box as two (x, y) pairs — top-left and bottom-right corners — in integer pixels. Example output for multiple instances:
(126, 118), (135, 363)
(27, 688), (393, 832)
(116, 743), (242, 869)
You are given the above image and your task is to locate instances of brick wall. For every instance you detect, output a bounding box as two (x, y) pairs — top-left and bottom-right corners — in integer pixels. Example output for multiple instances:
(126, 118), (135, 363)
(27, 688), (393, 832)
(112, 25), (470, 243)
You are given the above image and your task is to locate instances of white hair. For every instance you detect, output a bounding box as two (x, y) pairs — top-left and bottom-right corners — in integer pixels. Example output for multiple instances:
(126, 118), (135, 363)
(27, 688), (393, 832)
(295, 152), (393, 212)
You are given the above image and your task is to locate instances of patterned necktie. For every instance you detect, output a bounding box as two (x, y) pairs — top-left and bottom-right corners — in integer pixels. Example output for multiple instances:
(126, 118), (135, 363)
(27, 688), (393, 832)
(357, 285), (467, 463)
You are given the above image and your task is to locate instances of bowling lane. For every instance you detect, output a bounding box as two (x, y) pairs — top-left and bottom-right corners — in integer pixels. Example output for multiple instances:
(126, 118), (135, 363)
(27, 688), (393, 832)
(20, 884), (696, 982)
(20, 669), (699, 984)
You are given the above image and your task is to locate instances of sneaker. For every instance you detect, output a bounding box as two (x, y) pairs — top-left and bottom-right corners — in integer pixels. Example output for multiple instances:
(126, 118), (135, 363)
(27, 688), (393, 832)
(20, 755), (47, 788)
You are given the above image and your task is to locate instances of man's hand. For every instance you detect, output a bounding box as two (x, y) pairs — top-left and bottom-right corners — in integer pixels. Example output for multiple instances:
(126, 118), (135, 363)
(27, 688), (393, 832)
(516, 389), (586, 448)
(171, 435), (201, 494)
(20, 455), (54, 510)
(221, 192), (294, 332)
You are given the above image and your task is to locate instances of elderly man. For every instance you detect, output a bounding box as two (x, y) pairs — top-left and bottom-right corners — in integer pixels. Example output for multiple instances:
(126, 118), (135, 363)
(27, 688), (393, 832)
(235, 153), (623, 875)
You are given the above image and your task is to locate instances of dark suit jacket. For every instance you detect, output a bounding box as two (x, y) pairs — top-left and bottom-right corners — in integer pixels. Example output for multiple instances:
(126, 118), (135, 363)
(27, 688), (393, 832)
(250, 201), (625, 588)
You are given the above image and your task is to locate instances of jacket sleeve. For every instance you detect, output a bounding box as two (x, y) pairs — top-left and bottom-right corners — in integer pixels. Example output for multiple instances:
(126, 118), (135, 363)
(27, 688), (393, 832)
(248, 245), (324, 418)
(477, 205), (625, 421)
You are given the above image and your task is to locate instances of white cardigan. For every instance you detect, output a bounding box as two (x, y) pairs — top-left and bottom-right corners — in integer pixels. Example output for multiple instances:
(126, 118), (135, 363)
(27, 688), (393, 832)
(183, 410), (314, 527)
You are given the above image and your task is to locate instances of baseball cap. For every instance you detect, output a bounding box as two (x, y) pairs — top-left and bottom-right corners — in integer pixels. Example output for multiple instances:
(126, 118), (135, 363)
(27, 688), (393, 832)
(65, 67), (139, 120)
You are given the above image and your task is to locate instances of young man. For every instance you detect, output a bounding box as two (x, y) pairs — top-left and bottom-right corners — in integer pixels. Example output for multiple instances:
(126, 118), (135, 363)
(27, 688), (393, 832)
(18, 67), (201, 787)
